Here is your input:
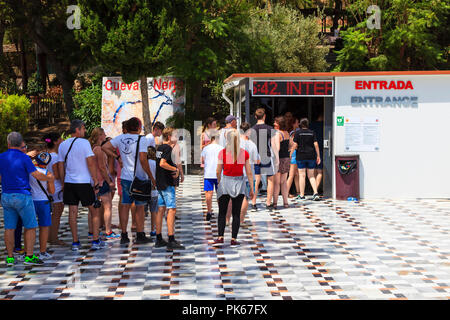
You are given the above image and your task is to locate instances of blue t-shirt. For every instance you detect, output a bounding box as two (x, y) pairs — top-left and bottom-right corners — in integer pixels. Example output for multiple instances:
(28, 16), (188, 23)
(0, 149), (37, 195)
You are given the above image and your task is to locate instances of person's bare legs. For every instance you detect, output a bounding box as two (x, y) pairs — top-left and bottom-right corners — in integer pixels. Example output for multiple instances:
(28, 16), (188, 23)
(266, 175), (274, 206)
(240, 196), (248, 223)
(68, 205), (79, 242)
(294, 170), (300, 195)
(49, 202), (65, 245)
(135, 205), (146, 233)
(151, 211), (157, 233)
(253, 174), (260, 206)
(23, 228), (36, 257)
(100, 193), (113, 234)
(4, 229), (15, 257)
(315, 168), (323, 193)
(118, 196), (123, 229)
(273, 172), (281, 207)
(156, 206), (165, 235)
(280, 172), (289, 206)
(131, 203), (137, 231)
(307, 168), (319, 195)
(88, 207), (92, 234)
(119, 203), (131, 234)
(39, 226), (49, 253)
(205, 190), (213, 213)
(287, 164), (298, 196)
(298, 169), (306, 197)
(90, 205), (101, 241)
(166, 208), (176, 236)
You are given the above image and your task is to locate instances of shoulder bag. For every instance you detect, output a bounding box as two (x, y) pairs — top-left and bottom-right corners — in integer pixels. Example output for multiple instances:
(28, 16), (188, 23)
(129, 135), (153, 201)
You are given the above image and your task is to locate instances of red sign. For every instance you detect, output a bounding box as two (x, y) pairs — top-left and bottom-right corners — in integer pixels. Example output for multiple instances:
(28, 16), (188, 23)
(355, 80), (414, 90)
(252, 80), (333, 97)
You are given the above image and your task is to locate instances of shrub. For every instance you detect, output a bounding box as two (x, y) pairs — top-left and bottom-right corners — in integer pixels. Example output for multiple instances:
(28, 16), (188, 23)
(0, 92), (31, 152)
(72, 83), (102, 136)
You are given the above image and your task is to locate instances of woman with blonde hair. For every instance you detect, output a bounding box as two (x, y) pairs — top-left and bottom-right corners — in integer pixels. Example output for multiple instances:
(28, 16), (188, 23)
(89, 128), (119, 240)
(213, 129), (254, 247)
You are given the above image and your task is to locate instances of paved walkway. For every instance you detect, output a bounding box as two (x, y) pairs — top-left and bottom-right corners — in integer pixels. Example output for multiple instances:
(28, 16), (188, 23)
(1, 175), (450, 300)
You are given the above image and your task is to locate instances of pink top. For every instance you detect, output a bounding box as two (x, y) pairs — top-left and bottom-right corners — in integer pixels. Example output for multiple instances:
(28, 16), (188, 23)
(93, 146), (110, 185)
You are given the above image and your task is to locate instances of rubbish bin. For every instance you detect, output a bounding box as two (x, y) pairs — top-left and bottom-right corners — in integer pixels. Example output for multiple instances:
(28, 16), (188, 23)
(335, 155), (360, 200)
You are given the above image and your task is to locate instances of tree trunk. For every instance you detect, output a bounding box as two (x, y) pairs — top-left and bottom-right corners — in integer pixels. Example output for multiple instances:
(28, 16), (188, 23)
(140, 75), (151, 134)
(19, 35), (28, 92)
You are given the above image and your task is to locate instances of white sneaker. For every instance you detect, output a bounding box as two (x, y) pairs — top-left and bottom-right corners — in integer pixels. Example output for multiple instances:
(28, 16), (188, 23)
(38, 251), (53, 260)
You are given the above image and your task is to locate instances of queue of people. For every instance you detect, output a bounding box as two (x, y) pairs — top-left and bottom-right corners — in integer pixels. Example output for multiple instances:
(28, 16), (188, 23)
(1, 108), (323, 266)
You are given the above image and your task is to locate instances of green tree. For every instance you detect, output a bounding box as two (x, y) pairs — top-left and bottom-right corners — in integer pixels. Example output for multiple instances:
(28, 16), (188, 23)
(76, 0), (184, 134)
(5, 0), (94, 113)
(334, 0), (450, 71)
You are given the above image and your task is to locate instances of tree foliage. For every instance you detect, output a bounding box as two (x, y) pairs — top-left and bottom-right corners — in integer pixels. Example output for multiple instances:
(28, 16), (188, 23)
(334, 0), (450, 71)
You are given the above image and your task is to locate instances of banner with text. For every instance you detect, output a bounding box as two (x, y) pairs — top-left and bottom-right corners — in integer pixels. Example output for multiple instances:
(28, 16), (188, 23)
(101, 77), (185, 137)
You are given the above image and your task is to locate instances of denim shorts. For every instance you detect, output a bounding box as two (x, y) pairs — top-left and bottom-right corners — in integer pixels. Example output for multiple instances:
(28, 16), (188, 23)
(120, 179), (147, 206)
(97, 180), (111, 197)
(297, 159), (316, 169)
(157, 186), (176, 209)
(34, 200), (52, 227)
(1, 193), (38, 229)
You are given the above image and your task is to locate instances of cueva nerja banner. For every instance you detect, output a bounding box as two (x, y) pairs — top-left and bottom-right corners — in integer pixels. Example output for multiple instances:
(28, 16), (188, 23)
(101, 77), (185, 137)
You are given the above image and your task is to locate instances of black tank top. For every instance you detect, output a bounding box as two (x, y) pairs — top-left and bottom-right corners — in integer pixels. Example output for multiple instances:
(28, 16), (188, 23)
(279, 132), (290, 158)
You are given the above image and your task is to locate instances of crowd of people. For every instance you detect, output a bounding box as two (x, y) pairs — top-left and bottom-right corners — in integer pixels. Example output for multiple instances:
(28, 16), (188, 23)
(0, 108), (323, 266)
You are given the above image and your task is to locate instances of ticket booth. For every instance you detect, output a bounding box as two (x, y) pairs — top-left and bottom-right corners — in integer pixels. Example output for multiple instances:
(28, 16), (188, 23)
(224, 71), (450, 199)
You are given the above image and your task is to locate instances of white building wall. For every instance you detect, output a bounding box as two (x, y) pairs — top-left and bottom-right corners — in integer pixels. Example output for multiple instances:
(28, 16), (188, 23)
(334, 75), (450, 199)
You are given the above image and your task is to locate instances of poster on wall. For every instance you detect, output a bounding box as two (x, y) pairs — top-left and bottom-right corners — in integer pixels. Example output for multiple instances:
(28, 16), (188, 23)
(343, 116), (380, 152)
(101, 77), (185, 137)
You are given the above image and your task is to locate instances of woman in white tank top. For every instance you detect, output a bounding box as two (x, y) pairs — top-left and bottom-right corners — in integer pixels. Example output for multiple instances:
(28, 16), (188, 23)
(44, 132), (66, 246)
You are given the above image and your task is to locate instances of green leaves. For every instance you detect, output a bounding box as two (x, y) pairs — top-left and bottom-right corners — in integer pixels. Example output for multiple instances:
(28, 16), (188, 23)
(335, 0), (449, 71)
(0, 93), (31, 152)
(72, 84), (102, 136)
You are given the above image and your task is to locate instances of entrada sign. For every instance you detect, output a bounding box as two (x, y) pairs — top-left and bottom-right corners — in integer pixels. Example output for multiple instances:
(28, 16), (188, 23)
(352, 79), (418, 107)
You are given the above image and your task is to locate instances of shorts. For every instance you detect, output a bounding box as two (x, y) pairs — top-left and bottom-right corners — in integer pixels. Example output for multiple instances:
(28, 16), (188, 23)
(120, 179), (147, 206)
(204, 178), (218, 192)
(52, 189), (64, 203)
(97, 180), (111, 197)
(157, 186), (176, 209)
(278, 158), (290, 174)
(297, 159), (316, 169)
(1, 193), (38, 229)
(290, 150), (297, 165)
(145, 195), (158, 213)
(259, 160), (275, 176)
(63, 183), (95, 206)
(34, 200), (52, 227)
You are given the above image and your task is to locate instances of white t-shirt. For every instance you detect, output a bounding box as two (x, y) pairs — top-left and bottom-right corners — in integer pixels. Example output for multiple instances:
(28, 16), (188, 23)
(218, 127), (233, 148)
(57, 137), (95, 184)
(29, 167), (50, 201)
(48, 152), (62, 192)
(146, 133), (156, 148)
(201, 143), (224, 179)
(146, 133), (158, 196)
(240, 138), (260, 178)
(110, 134), (149, 181)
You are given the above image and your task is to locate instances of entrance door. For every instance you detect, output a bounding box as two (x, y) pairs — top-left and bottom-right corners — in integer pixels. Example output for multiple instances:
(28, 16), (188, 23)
(323, 97), (333, 198)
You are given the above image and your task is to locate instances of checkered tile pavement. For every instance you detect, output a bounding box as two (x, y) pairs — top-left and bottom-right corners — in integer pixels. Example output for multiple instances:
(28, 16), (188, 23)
(1, 175), (450, 300)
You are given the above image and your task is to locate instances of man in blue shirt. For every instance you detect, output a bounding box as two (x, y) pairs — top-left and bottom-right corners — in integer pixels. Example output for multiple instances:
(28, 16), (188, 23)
(0, 132), (54, 266)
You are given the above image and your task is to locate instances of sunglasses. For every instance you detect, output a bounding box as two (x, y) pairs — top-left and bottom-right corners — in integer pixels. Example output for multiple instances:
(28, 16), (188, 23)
(20, 145), (28, 150)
